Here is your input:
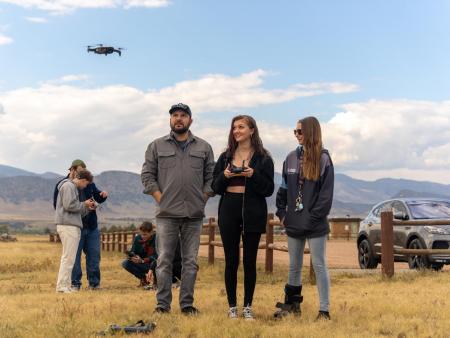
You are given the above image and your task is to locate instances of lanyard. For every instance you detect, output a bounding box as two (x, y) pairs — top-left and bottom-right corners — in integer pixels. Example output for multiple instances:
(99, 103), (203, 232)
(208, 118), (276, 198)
(295, 148), (304, 212)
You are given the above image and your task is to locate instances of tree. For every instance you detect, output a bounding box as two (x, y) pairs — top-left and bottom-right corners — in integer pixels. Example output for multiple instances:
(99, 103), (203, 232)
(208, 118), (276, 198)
(0, 224), (9, 234)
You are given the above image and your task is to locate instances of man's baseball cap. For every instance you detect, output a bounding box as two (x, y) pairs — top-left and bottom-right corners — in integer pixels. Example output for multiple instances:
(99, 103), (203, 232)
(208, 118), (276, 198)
(70, 159), (86, 169)
(169, 103), (192, 117)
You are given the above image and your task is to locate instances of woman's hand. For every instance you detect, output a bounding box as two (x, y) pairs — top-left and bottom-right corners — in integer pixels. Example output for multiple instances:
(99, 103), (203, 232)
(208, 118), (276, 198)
(224, 167), (236, 179)
(241, 166), (254, 178)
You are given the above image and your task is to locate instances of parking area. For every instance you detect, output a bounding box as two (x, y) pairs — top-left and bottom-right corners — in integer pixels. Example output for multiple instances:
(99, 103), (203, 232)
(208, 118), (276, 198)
(199, 238), (449, 270)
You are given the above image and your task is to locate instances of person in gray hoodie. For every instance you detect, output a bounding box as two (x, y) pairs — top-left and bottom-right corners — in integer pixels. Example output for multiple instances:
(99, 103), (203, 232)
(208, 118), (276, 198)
(55, 169), (95, 293)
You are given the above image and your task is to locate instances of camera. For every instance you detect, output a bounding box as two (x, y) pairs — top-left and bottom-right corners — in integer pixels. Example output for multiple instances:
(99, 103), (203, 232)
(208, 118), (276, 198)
(230, 160), (246, 174)
(126, 250), (136, 258)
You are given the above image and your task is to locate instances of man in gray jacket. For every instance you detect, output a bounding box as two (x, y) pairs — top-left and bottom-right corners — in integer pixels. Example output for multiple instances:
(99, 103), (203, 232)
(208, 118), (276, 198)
(141, 103), (215, 314)
(55, 169), (95, 293)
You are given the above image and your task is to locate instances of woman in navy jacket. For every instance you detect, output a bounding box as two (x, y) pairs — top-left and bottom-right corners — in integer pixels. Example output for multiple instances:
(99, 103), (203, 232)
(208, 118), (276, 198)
(274, 116), (334, 320)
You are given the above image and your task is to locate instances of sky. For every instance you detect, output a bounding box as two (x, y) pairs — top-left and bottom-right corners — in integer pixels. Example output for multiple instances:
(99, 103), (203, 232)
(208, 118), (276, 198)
(0, 0), (450, 183)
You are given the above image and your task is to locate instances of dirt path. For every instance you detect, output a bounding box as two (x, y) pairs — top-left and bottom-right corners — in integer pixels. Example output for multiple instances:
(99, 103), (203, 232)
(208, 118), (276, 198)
(198, 239), (416, 270)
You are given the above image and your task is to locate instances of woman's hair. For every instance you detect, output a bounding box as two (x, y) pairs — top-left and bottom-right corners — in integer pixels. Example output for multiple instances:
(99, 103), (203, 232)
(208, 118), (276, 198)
(299, 116), (323, 181)
(139, 221), (154, 233)
(226, 115), (268, 159)
(76, 169), (93, 183)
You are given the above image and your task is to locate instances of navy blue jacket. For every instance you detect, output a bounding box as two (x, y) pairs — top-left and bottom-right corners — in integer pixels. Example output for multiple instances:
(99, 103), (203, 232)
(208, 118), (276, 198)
(53, 176), (107, 229)
(276, 148), (334, 239)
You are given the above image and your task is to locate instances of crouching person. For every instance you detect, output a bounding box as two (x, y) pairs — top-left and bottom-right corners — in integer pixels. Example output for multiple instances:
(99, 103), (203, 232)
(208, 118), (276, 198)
(122, 221), (182, 289)
(55, 169), (95, 293)
(122, 222), (157, 288)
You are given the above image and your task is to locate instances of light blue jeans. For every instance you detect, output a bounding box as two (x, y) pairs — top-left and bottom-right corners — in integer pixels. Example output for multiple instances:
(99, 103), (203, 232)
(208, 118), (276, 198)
(155, 217), (202, 310)
(287, 235), (330, 312)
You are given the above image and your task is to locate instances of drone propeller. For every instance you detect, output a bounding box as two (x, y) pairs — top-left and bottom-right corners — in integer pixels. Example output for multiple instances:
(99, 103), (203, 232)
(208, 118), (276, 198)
(117, 47), (126, 50)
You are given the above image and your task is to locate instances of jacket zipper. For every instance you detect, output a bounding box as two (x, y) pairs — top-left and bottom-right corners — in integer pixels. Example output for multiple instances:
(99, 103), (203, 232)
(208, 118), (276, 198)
(242, 177), (247, 234)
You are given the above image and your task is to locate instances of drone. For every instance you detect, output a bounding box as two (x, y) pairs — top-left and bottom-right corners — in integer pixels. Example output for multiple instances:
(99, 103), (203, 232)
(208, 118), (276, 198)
(87, 44), (124, 56)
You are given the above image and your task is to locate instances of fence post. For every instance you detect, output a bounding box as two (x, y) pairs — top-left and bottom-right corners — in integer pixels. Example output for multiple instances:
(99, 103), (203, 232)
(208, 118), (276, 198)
(208, 217), (215, 265)
(112, 233), (116, 252)
(381, 211), (394, 278)
(265, 213), (274, 273)
(123, 233), (128, 253)
(118, 233), (122, 252)
(106, 233), (110, 252)
(101, 233), (105, 251)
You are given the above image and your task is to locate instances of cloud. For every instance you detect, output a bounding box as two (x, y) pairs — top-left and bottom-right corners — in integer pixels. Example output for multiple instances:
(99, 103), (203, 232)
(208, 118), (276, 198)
(25, 16), (48, 23)
(42, 74), (90, 85)
(323, 99), (450, 172)
(0, 0), (171, 15)
(0, 103), (4, 114)
(0, 34), (13, 45)
(0, 70), (354, 175)
(146, 69), (358, 113)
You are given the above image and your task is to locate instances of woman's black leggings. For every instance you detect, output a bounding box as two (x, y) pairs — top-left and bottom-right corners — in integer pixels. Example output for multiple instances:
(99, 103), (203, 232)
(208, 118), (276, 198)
(218, 192), (262, 307)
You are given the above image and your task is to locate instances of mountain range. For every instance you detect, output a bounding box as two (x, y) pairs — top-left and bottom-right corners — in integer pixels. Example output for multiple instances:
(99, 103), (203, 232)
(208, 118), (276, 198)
(1, 164), (450, 227)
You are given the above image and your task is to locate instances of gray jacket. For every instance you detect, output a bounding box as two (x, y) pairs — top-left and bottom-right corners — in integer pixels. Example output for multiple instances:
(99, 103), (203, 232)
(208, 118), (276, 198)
(141, 131), (215, 219)
(54, 179), (89, 228)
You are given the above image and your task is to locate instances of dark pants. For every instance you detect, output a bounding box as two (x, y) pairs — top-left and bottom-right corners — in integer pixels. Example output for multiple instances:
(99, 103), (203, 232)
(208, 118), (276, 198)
(71, 227), (101, 288)
(219, 192), (262, 307)
(122, 260), (154, 280)
(122, 241), (182, 284)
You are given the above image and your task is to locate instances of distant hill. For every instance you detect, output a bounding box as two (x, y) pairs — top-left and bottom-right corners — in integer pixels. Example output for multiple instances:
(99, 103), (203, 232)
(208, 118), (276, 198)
(0, 165), (37, 178)
(0, 164), (449, 224)
(0, 164), (61, 180)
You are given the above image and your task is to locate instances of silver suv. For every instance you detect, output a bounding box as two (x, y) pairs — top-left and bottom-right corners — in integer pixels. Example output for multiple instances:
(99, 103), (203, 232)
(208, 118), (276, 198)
(357, 198), (450, 270)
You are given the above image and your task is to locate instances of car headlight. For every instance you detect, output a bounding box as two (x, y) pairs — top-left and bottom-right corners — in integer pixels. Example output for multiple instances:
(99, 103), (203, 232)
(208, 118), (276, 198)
(424, 226), (448, 235)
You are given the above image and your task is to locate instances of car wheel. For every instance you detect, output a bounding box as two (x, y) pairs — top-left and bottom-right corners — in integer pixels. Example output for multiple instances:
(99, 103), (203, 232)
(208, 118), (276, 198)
(408, 238), (431, 269)
(431, 263), (444, 271)
(358, 239), (378, 269)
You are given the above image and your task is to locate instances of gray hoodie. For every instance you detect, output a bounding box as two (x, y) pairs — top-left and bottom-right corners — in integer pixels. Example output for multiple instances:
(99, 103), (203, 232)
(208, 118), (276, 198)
(54, 179), (89, 228)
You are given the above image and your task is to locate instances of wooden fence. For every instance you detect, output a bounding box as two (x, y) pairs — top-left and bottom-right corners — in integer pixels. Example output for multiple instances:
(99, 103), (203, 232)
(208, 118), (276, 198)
(97, 213), (314, 277)
(380, 210), (450, 278)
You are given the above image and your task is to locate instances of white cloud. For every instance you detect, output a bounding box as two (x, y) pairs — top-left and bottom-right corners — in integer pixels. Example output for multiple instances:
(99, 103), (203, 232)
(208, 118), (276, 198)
(2, 70), (449, 183)
(0, 0), (171, 15)
(0, 34), (13, 45)
(146, 69), (358, 113)
(43, 74), (90, 85)
(323, 99), (450, 173)
(0, 70), (354, 175)
(25, 16), (48, 23)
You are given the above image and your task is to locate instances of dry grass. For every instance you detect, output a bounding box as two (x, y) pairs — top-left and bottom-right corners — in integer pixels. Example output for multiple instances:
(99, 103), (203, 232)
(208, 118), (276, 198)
(1, 236), (449, 338)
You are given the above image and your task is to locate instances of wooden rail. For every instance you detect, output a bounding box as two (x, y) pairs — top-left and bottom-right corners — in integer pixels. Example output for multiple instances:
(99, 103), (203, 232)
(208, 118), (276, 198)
(94, 213), (314, 276)
(381, 211), (450, 278)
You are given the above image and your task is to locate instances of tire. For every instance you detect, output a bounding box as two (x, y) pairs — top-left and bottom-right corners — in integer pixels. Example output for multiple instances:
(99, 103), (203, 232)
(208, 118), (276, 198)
(408, 238), (431, 269)
(358, 239), (378, 269)
(431, 263), (444, 271)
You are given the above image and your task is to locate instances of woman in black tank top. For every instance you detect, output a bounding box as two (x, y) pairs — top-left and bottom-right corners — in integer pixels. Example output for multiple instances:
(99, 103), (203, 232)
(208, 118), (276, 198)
(211, 115), (274, 320)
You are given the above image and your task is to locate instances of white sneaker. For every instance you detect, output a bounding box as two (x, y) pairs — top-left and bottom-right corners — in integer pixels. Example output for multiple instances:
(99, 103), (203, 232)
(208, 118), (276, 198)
(56, 287), (74, 294)
(228, 306), (238, 319)
(242, 306), (255, 320)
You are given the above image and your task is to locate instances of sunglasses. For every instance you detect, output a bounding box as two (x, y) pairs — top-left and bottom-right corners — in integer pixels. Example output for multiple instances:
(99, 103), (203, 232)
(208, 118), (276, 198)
(293, 129), (303, 135)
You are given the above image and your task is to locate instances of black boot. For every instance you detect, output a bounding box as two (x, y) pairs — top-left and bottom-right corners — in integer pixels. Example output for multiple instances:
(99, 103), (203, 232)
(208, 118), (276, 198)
(274, 284), (303, 318)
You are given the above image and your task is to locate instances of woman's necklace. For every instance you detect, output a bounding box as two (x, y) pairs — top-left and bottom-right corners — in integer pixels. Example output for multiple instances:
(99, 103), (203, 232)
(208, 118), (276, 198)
(235, 149), (253, 165)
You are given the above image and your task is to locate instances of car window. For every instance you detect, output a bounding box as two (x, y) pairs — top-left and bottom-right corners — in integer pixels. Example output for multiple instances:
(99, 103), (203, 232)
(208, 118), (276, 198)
(392, 201), (408, 215)
(373, 202), (391, 218)
(407, 201), (450, 219)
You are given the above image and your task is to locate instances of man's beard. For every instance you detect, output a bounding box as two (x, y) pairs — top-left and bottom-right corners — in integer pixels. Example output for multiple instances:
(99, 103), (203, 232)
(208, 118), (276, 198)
(170, 123), (190, 135)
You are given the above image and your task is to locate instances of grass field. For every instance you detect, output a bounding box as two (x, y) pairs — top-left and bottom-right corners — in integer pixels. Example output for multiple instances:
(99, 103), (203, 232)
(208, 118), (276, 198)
(1, 236), (449, 338)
